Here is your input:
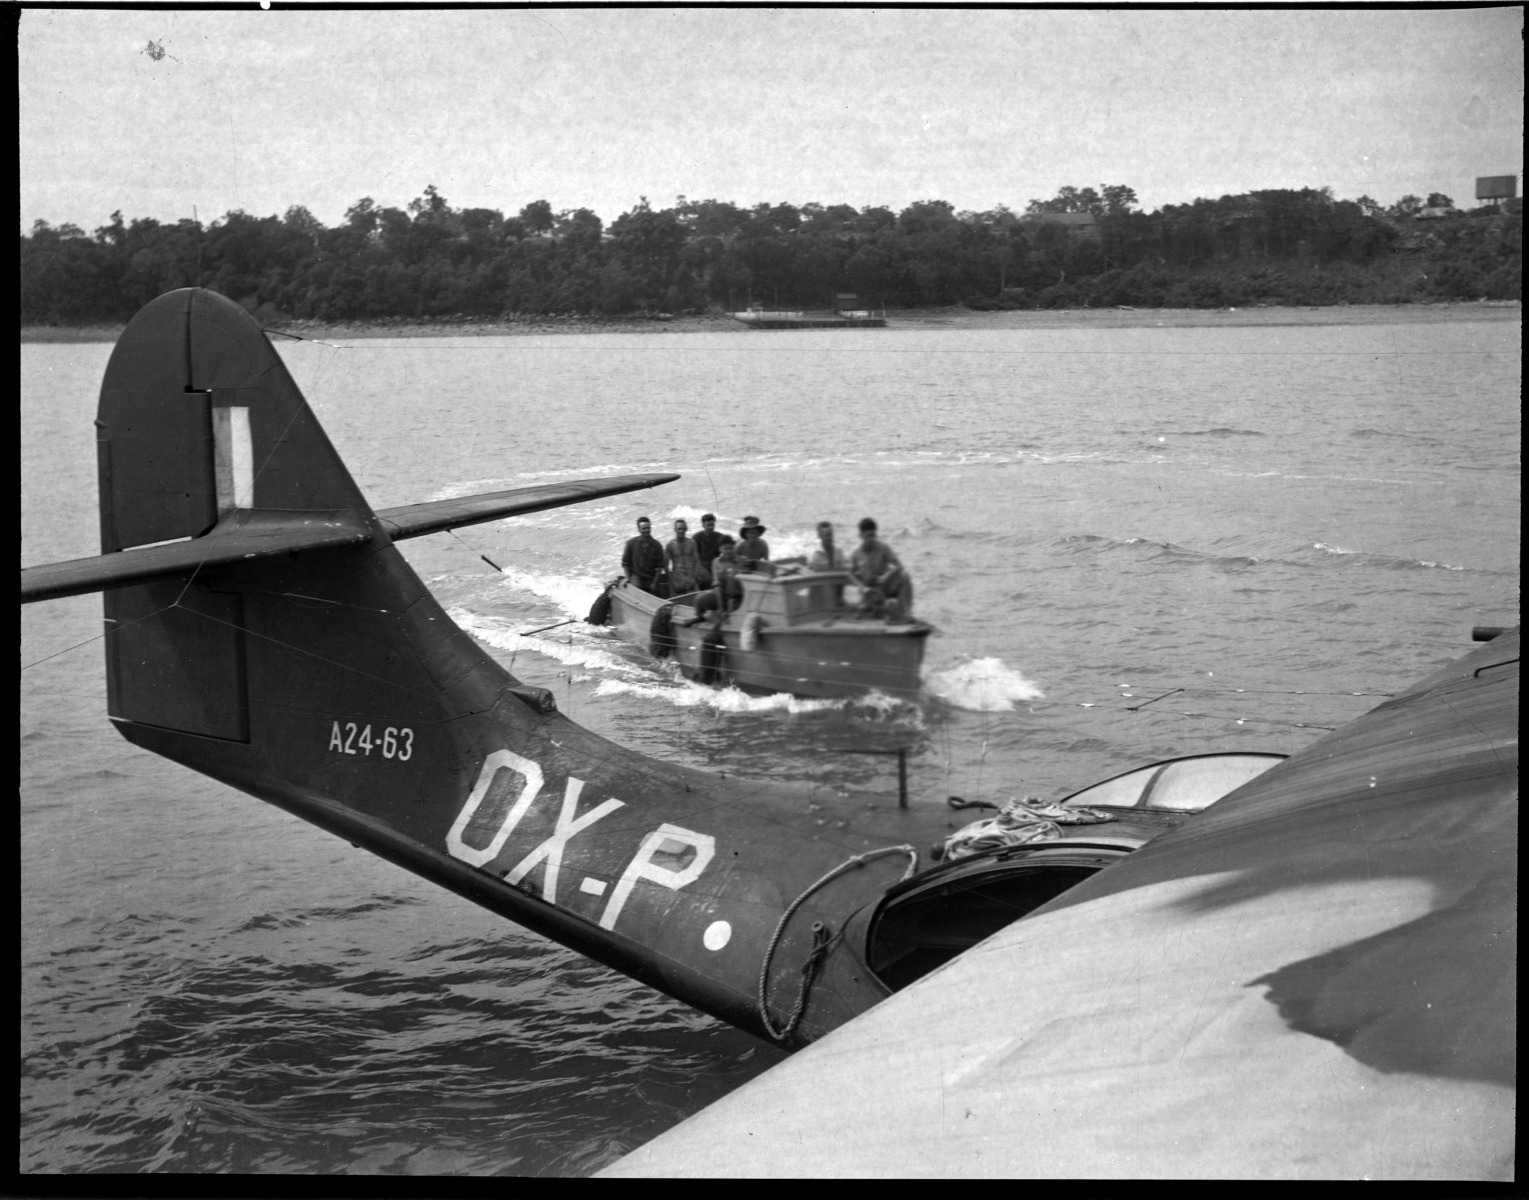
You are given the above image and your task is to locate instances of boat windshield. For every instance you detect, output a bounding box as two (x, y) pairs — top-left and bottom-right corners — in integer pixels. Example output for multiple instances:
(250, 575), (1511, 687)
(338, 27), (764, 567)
(1059, 752), (1286, 812)
(783, 578), (845, 622)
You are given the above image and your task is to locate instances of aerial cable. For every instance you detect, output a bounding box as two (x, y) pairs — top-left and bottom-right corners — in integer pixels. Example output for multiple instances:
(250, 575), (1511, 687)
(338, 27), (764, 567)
(262, 327), (343, 351)
(1124, 686), (1182, 711)
(701, 463), (722, 516)
(21, 599), (182, 672)
(443, 527), (510, 577)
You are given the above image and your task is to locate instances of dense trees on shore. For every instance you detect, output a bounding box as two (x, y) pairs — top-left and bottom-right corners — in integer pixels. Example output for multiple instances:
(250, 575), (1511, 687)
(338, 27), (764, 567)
(20, 184), (1521, 325)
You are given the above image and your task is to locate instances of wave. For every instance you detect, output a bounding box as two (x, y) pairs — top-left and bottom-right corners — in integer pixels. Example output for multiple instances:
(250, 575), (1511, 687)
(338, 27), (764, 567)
(1163, 427), (1267, 438)
(234, 895), (426, 934)
(1058, 535), (1469, 574)
(1052, 536), (1471, 574)
(1054, 533), (1261, 570)
(1308, 542), (1466, 571)
(1055, 532), (1176, 557)
(925, 657), (1045, 712)
(961, 529), (1038, 550)
(1347, 428), (1443, 444)
(1223, 471), (1419, 485)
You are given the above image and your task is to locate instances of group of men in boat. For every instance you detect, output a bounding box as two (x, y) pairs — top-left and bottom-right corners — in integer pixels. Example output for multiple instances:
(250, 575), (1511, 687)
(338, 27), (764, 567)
(620, 513), (914, 620)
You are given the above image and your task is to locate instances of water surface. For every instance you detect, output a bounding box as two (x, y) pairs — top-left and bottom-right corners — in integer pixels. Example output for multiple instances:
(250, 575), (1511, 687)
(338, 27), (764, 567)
(21, 315), (1519, 1173)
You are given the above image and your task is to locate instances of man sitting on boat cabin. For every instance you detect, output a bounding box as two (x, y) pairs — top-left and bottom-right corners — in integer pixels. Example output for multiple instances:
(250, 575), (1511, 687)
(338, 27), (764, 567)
(811, 521), (849, 606)
(622, 516), (666, 595)
(775, 520), (848, 598)
(809, 521), (849, 572)
(689, 538), (743, 622)
(735, 517), (773, 575)
(776, 521), (846, 572)
(851, 517), (913, 620)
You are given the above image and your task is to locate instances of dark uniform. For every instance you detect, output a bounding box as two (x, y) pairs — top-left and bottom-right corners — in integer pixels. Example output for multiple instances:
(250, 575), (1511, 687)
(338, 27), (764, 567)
(622, 530), (665, 593)
(693, 523), (725, 587)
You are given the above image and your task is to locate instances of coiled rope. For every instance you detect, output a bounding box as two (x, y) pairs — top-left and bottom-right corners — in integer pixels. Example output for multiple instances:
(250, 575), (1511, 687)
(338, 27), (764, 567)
(757, 843), (918, 1042)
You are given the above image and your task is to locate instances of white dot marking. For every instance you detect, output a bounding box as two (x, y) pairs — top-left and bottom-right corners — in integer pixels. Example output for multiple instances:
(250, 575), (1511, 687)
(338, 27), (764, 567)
(703, 920), (732, 951)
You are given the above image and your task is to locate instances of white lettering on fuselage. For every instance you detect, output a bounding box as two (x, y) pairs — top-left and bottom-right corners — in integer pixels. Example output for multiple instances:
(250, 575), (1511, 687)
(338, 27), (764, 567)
(503, 776), (625, 902)
(598, 824), (716, 930)
(445, 751), (715, 934)
(327, 722), (413, 760)
(445, 749), (545, 868)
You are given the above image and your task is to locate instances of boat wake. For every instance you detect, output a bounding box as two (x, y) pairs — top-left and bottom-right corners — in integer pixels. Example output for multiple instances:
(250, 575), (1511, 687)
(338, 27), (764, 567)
(593, 677), (849, 715)
(489, 567), (615, 618)
(449, 607), (637, 675)
(925, 657), (1045, 712)
(453, 603), (924, 719)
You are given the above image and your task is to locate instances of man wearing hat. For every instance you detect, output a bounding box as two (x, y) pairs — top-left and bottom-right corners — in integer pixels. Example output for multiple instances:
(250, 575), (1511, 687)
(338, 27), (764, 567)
(736, 516), (772, 574)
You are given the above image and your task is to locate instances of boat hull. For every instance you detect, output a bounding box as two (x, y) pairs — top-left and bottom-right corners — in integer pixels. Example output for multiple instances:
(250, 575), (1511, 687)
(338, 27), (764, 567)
(727, 312), (886, 330)
(605, 580), (927, 699)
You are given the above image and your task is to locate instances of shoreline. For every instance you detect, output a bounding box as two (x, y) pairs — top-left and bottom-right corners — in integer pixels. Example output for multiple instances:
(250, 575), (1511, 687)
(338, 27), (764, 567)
(20, 299), (1520, 343)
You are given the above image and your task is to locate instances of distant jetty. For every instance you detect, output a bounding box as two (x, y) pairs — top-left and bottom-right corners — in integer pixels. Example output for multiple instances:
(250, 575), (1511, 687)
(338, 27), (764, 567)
(728, 292), (886, 329)
(727, 309), (887, 330)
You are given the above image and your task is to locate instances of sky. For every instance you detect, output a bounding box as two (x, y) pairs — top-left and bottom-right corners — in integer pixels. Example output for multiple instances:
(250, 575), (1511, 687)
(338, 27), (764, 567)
(19, 7), (1525, 233)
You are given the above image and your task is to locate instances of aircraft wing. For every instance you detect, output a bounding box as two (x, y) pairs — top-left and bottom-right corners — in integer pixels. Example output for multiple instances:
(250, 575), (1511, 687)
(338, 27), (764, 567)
(606, 631), (1518, 1179)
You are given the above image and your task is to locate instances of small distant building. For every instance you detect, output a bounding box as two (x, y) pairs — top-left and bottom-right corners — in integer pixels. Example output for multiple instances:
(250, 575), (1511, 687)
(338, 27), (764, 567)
(1416, 206), (1455, 221)
(833, 293), (883, 317)
(1020, 212), (1102, 242)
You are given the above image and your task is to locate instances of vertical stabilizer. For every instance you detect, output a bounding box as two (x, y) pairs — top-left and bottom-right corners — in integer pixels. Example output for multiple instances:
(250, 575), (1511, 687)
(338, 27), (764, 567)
(86, 289), (918, 1047)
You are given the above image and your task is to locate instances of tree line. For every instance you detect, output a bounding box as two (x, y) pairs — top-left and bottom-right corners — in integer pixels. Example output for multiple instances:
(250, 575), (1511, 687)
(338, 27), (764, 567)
(20, 183), (1521, 326)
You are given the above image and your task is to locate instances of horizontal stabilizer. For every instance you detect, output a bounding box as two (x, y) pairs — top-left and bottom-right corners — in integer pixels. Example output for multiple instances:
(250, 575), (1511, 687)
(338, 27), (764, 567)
(21, 514), (372, 604)
(21, 473), (681, 603)
(375, 474), (680, 542)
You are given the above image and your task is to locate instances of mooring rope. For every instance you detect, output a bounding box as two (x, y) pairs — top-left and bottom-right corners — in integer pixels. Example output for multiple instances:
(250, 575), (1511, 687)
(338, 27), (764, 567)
(757, 843), (918, 1042)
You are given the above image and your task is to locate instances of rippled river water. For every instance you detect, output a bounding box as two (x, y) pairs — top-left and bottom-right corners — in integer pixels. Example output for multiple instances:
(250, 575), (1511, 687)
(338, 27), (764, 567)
(21, 310), (1520, 1173)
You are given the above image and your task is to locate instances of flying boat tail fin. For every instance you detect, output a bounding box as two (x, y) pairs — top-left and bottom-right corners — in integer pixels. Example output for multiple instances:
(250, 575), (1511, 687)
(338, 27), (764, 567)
(37, 287), (917, 1046)
(73, 287), (671, 744)
(20, 292), (671, 605)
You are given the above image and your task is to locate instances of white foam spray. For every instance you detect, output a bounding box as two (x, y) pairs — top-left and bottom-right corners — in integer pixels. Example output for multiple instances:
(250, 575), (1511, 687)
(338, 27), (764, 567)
(594, 677), (846, 715)
(926, 657), (1045, 712)
(493, 568), (609, 620)
(448, 607), (638, 676)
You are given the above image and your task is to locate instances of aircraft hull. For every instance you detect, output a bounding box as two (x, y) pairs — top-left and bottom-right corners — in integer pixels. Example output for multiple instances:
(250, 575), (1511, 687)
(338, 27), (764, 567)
(606, 631), (1520, 1177)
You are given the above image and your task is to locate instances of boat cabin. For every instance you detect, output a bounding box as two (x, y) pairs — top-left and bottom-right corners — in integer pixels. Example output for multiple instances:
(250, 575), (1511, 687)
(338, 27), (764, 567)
(734, 569), (855, 626)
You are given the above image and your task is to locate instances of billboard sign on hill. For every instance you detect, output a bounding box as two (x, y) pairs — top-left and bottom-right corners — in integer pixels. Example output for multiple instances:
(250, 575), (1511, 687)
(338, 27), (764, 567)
(1476, 176), (1517, 201)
